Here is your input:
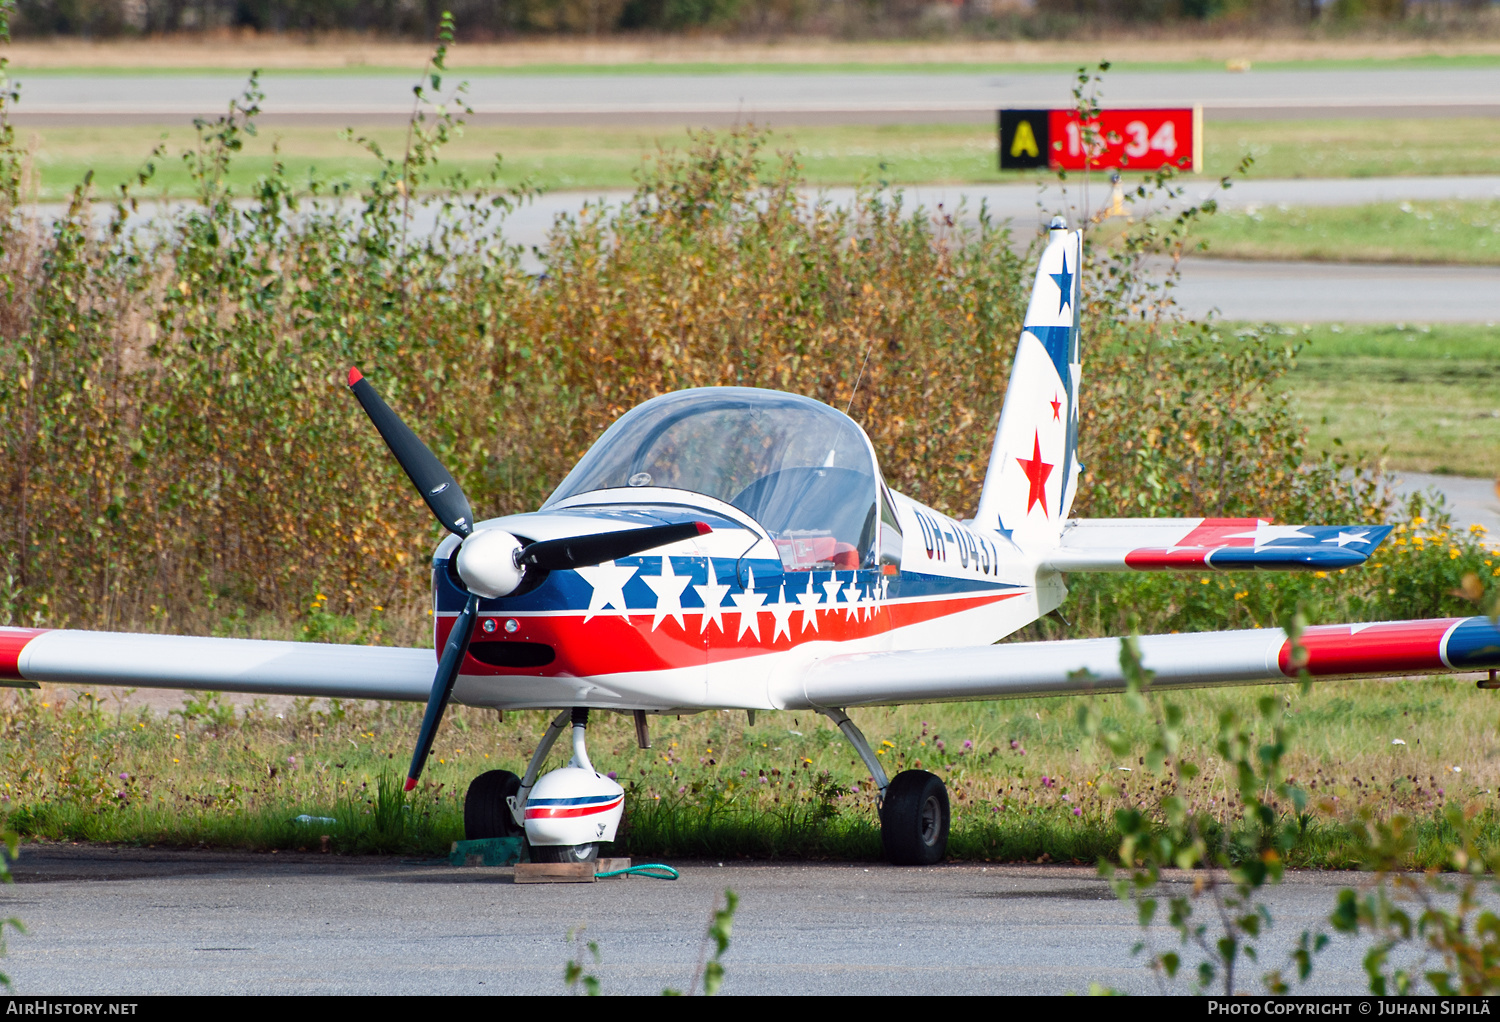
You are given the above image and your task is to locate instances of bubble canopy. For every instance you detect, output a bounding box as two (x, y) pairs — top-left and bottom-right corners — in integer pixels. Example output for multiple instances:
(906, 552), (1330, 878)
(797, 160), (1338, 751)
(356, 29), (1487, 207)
(544, 387), (881, 570)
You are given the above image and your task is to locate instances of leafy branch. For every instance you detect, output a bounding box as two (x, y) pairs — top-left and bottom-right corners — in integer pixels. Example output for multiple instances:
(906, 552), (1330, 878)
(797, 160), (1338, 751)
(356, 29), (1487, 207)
(1086, 613), (1319, 994)
(1331, 803), (1500, 993)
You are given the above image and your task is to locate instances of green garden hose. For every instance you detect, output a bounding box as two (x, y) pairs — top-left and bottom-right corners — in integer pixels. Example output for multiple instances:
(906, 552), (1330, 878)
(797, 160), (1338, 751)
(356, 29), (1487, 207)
(595, 863), (680, 880)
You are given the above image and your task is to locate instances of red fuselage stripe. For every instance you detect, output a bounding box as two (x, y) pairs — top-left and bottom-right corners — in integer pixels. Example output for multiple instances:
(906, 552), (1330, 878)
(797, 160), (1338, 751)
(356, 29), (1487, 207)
(442, 591), (1025, 677)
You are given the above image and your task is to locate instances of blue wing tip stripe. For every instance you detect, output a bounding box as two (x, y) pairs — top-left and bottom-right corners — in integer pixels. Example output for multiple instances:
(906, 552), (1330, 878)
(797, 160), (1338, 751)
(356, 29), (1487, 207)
(1448, 617), (1500, 670)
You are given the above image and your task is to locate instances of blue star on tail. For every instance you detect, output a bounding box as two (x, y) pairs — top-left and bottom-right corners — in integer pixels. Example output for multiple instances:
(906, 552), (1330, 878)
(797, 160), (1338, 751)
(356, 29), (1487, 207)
(1049, 252), (1073, 315)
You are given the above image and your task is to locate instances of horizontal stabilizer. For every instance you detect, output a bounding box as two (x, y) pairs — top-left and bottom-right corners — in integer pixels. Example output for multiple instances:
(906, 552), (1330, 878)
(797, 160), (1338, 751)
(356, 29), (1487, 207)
(784, 615), (1500, 709)
(1041, 517), (1393, 572)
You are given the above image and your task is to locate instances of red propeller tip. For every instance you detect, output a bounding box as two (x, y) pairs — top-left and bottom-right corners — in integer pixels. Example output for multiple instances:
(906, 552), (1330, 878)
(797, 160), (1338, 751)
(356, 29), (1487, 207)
(347, 366), (364, 387)
(403, 776), (417, 792)
(694, 522), (712, 535)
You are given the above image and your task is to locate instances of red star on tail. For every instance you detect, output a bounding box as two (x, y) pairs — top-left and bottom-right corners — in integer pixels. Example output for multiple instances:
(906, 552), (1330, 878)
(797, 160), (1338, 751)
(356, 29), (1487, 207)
(1016, 432), (1054, 517)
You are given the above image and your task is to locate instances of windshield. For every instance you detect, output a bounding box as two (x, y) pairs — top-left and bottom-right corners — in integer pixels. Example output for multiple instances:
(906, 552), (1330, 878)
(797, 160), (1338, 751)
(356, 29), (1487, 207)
(545, 388), (879, 570)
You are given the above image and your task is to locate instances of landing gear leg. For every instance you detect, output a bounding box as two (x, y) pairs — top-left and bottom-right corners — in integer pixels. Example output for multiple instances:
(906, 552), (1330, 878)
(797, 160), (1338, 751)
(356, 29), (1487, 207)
(820, 707), (890, 798)
(821, 707), (949, 866)
(508, 709), (571, 830)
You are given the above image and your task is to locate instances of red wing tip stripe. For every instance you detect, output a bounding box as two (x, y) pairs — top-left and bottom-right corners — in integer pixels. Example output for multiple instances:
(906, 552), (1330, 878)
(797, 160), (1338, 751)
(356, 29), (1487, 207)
(403, 777), (418, 792)
(1276, 617), (1481, 677)
(525, 796), (624, 820)
(0, 627), (49, 679)
(348, 366), (364, 387)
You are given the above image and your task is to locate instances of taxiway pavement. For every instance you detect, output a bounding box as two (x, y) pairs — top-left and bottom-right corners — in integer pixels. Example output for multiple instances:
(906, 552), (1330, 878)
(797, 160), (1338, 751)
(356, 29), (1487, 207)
(11, 66), (1500, 124)
(491, 176), (1500, 249)
(491, 178), (1500, 324)
(0, 843), (1416, 995)
(1170, 258), (1500, 324)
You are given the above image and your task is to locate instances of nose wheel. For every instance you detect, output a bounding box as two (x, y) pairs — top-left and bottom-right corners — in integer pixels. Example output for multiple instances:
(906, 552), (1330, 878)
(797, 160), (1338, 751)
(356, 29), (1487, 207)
(464, 769), (523, 840)
(531, 841), (600, 864)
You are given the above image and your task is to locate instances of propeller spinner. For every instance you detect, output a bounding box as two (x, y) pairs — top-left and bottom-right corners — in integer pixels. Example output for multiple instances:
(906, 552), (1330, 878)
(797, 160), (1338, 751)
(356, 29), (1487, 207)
(347, 367), (709, 791)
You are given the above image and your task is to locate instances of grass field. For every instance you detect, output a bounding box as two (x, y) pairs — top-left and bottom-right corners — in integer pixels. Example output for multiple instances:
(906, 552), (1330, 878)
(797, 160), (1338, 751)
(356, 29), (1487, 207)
(13, 117), (1500, 201)
(1253, 322), (1500, 477)
(1194, 199), (1500, 266)
(9, 661), (1500, 866)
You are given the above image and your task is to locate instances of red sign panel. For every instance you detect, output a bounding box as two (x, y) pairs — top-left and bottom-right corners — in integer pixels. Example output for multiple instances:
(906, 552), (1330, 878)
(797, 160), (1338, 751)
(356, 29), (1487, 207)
(1046, 107), (1201, 172)
(999, 107), (1201, 173)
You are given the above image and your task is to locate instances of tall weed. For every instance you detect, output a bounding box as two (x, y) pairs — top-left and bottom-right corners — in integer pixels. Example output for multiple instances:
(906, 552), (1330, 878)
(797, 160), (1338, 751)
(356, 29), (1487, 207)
(0, 43), (1379, 640)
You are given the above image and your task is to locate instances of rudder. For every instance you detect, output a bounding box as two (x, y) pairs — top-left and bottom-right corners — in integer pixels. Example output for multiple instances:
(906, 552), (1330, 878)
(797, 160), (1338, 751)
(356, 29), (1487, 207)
(973, 217), (1082, 551)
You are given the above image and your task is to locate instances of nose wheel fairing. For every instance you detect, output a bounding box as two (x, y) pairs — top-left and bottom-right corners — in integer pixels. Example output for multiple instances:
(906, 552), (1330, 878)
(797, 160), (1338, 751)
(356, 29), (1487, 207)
(492, 708), (625, 854)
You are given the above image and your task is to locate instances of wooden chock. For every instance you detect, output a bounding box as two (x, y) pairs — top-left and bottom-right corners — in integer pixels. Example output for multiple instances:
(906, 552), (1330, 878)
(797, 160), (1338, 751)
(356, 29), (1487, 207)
(514, 862), (596, 884)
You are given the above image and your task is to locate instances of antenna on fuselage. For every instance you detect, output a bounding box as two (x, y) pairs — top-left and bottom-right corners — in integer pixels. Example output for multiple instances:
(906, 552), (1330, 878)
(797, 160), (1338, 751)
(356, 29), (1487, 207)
(845, 340), (873, 418)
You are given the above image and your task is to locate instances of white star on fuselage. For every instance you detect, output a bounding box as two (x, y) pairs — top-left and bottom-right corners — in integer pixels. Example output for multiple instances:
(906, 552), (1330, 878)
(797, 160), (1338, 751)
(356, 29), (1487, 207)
(693, 559), (730, 634)
(821, 576), (845, 615)
(796, 575), (823, 633)
(642, 556), (692, 632)
(730, 567), (767, 641)
(768, 585), (797, 642)
(575, 561), (639, 623)
(842, 582), (861, 621)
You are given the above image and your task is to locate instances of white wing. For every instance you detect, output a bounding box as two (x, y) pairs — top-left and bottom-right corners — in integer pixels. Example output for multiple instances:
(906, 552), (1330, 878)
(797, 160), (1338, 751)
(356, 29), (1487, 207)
(780, 615), (1500, 709)
(2, 627), (432, 702)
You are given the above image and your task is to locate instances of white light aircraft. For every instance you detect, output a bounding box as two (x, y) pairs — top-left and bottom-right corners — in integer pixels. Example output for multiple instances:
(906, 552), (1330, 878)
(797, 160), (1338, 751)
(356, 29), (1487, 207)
(4, 218), (1497, 864)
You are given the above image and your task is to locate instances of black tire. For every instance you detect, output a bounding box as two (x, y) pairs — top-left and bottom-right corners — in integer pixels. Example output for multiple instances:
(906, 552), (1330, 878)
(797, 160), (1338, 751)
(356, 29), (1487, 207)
(880, 770), (949, 865)
(464, 770), (523, 840)
(531, 842), (600, 864)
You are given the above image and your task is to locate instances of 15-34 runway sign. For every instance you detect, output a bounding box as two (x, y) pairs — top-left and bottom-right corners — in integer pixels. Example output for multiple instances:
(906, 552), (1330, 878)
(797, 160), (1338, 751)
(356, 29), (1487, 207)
(998, 107), (1202, 172)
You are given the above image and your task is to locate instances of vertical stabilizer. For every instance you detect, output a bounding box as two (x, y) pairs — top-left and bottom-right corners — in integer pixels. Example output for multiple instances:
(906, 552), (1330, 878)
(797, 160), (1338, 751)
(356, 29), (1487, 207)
(973, 218), (1082, 551)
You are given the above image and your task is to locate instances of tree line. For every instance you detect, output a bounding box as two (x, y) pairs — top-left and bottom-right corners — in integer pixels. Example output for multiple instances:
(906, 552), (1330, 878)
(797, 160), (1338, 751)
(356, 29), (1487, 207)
(10, 0), (1490, 40)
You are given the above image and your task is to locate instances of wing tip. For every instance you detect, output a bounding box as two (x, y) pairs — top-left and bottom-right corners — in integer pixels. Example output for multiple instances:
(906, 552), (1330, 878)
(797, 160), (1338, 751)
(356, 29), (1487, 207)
(347, 366), (364, 387)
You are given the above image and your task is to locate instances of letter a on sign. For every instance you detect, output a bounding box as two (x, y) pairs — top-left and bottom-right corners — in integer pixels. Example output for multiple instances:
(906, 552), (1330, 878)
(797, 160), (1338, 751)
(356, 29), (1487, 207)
(998, 109), (1050, 170)
(1010, 120), (1039, 159)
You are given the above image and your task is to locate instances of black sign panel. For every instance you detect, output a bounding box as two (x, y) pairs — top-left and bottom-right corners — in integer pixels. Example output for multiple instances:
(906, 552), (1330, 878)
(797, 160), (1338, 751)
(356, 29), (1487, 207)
(998, 109), (1050, 171)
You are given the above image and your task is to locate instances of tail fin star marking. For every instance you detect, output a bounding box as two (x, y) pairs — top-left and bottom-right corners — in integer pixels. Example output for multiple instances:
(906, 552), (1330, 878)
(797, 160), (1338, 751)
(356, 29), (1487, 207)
(1016, 432), (1053, 516)
(1049, 251), (1074, 314)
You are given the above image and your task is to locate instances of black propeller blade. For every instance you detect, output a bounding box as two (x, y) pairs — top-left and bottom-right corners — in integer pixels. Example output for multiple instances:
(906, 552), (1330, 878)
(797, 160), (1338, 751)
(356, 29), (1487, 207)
(405, 592), (478, 791)
(348, 366), (473, 538)
(347, 367), (712, 791)
(520, 521), (711, 572)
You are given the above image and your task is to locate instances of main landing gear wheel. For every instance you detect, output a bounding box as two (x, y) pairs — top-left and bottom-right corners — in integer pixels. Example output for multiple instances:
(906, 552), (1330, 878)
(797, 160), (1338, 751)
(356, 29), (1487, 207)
(464, 769), (523, 840)
(531, 842), (600, 864)
(881, 770), (950, 865)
